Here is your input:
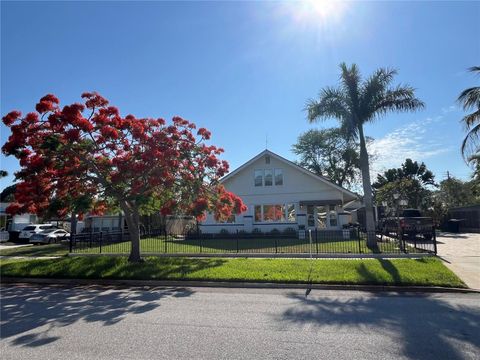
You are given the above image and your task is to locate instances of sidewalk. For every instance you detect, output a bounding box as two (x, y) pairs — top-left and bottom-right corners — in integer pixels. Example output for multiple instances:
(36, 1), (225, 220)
(436, 232), (480, 290)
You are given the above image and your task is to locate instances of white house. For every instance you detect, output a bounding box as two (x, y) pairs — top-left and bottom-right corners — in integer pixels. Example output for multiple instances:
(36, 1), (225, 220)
(0, 202), (38, 231)
(199, 150), (358, 234)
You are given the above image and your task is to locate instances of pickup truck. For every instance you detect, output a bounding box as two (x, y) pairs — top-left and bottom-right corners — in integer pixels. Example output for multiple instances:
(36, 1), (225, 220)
(378, 209), (434, 240)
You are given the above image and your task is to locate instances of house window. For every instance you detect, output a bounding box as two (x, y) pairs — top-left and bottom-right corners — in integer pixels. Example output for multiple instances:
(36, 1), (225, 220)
(265, 155), (270, 164)
(287, 204), (296, 222)
(274, 169), (283, 185)
(263, 205), (275, 222)
(254, 205), (262, 222)
(254, 204), (296, 223)
(218, 214), (235, 224)
(254, 170), (263, 187)
(264, 169), (273, 186)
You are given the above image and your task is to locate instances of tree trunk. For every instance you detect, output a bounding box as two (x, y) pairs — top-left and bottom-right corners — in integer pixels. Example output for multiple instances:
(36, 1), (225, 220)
(120, 202), (142, 262)
(358, 124), (377, 247)
(70, 213), (77, 236)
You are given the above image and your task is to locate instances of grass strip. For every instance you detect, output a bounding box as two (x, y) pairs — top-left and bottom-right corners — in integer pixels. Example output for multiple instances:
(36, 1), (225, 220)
(0, 256), (466, 288)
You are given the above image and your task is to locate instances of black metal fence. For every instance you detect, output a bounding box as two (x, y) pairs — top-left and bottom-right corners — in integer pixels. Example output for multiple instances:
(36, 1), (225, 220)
(70, 227), (437, 256)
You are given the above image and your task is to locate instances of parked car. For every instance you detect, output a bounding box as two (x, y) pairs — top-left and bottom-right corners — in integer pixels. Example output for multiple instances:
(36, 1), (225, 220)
(30, 228), (70, 245)
(379, 209), (434, 240)
(19, 224), (56, 241)
(0, 228), (9, 242)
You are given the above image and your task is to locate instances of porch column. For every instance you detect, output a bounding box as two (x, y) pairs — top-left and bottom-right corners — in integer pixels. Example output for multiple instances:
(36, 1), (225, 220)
(297, 203), (307, 229)
(243, 215), (253, 232)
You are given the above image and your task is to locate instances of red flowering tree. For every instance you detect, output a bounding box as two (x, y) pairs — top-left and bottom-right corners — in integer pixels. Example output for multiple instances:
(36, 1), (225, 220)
(2, 92), (246, 262)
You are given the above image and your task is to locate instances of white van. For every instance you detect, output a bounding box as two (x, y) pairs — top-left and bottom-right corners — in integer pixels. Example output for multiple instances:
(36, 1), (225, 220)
(19, 224), (56, 241)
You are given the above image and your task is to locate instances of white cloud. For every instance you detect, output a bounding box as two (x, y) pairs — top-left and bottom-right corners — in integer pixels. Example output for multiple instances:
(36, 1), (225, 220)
(369, 111), (454, 178)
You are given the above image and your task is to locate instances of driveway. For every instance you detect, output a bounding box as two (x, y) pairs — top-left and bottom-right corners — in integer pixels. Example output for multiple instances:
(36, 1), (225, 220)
(437, 232), (480, 290)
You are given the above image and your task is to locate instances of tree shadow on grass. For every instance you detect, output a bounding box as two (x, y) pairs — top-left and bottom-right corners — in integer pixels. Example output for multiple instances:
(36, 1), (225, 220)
(0, 284), (195, 348)
(280, 292), (480, 360)
(0, 257), (227, 281)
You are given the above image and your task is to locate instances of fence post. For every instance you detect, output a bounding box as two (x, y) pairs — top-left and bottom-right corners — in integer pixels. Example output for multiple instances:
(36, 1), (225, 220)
(236, 236), (239, 253)
(164, 229), (167, 254)
(200, 236), (203, 253)
(315, 228), (319, 254)
(433, 226), (437, 255)
(275, 238), (278, 254)
(99, 231), (102, 254)
(89, 231), (93, 248)
(358, 229), (362, 254)
(69, 233), (73, 253)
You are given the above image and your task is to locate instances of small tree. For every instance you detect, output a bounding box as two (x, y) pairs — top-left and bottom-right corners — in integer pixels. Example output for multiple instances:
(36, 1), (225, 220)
(292, 128), (360, 189)
(374, 159), (436, 211)
(2, 92), (246, 262)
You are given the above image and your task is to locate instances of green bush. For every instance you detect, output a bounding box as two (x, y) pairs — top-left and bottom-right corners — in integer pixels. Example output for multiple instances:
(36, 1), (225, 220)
(283, 227), (296, 235)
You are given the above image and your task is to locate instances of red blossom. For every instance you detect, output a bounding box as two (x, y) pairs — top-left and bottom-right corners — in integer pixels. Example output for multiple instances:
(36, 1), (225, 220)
(2, 111), (21, 126)
(35, 94), (59, 113)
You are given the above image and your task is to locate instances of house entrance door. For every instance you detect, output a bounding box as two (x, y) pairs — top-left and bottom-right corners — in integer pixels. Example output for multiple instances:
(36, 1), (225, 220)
(307, 205), (328, 230)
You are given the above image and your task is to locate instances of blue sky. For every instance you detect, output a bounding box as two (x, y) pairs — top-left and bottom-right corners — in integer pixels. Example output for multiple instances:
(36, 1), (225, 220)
(1, 1), (479, 191)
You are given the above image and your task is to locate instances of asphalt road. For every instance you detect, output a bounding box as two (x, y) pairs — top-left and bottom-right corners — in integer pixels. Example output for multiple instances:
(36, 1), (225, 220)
(1, 284), (479, 360)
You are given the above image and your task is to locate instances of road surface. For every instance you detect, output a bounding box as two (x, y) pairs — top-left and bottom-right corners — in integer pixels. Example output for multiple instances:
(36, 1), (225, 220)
(1, 284), (479, 359)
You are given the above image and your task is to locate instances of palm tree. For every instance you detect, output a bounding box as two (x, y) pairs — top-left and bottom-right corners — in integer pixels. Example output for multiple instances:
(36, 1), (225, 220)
(459, 66), (480, 161)
(306, 63), (425, 246)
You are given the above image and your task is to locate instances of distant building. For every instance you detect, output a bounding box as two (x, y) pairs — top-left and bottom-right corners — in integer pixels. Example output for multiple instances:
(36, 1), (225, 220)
(448, 205), (480, 232)
(0, 202), (38, 231)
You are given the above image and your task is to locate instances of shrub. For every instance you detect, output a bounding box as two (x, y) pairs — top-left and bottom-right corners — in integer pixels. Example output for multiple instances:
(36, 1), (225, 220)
(283, 227), (296, 235)
(270, 228), (280, 235)
(252, 228), (262, 234)
(219, 228), (229, 235)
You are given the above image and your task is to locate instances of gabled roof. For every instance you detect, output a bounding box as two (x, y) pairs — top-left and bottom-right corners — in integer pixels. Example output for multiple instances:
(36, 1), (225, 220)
(221, 149), (358, 201)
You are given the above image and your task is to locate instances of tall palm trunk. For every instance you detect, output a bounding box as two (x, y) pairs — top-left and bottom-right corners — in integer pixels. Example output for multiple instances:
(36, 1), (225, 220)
(120, 201), (142, 262)
(358, 124), (376, 246)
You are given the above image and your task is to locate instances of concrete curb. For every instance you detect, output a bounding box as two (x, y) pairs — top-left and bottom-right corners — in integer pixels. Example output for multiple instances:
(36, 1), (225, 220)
(1, 277), (478, 294)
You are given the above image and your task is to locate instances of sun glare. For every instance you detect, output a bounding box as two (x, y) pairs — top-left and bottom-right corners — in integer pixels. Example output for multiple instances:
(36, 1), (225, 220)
(287, 0), (349, 25)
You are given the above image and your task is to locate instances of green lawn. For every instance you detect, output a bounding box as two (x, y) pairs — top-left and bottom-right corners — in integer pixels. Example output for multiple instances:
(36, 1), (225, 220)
(0, 256), (465, 288)
(73, 235), (412, 255)
(0, 235), (430, 258)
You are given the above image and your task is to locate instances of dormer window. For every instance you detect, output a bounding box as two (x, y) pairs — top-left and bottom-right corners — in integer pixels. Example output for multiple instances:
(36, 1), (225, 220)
(265, 155), (270, 164)
(264, 169), (273, 186)
(274, 169), (283, 185)
(254, 169), (263, 186)
(254, 168), (283, 186)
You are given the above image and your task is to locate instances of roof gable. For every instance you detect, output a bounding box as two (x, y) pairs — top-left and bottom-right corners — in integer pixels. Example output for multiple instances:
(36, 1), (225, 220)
(221, 149), (358, 201)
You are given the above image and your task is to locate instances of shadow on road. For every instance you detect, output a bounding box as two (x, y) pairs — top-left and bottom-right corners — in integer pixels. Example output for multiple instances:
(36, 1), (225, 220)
(0, 284), (194, 348)
(281, 292), (480, 360)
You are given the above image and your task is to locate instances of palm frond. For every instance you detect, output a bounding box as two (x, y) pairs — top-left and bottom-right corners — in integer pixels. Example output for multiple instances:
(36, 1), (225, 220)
(339, 63), (361, 113)
(458, 87), (480, 110)
(462, 109), (480, 129)
(468, 66), (480, 74)
(305, 87), (350, 123)
(359, 68), (398, 120)
(373, 85), (425, 116)
(461, 122), (480, 159)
